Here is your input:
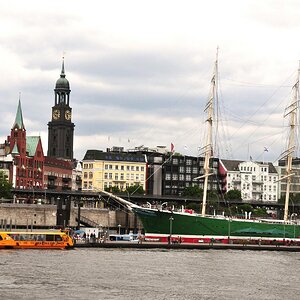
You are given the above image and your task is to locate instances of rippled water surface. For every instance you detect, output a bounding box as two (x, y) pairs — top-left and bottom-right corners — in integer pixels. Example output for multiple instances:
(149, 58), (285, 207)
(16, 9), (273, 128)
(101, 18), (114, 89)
(0, 248), (300, 299)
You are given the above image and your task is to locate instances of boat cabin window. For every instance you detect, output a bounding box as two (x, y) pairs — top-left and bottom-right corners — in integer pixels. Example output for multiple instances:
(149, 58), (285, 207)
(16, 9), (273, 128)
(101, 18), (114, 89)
(54, 235), (63, 241)
(46, 235), (55, 241)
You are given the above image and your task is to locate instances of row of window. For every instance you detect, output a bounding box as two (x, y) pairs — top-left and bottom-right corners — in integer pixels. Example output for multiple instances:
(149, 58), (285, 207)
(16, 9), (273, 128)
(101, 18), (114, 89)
(242, 193), (277, 201)
(240, 166), (269, 172)
(171, 158), (218, 167)
(104, 164), (145, 172)
(104, 173), (144, 181)
(240, 183), (277, 192)
(230, 174), (277, 182)
(83, 163), (146, 172)
(103, 182), (144, 190)
(82, 181), (144, 190)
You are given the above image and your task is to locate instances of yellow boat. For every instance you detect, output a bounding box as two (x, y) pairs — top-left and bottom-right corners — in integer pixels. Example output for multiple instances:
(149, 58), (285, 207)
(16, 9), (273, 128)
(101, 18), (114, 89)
(0, 231), (74, 249)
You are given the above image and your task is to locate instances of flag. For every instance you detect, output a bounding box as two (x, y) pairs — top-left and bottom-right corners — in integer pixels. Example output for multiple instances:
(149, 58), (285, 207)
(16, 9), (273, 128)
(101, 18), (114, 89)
(171, 143), (175, 152)
(250, 156), (253, 161)
(184, 145), (188, 150)
(264, 147), (268, 152)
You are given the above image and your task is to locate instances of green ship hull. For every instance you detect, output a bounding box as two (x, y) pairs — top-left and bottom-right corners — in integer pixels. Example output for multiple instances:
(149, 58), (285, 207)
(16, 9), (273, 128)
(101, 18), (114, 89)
(133, 207), (300, 242)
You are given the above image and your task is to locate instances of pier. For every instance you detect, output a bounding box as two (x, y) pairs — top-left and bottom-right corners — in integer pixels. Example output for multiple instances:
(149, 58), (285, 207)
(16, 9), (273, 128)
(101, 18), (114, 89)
(74, 241), (300, 252)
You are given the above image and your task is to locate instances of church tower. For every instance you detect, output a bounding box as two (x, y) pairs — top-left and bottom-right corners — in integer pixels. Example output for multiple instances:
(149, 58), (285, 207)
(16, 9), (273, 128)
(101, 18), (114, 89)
(47, 59), (75, 160)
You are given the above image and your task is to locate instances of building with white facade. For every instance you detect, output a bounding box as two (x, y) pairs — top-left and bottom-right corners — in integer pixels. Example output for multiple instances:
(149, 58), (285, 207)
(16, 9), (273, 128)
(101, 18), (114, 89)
(220, 159), (278, 202)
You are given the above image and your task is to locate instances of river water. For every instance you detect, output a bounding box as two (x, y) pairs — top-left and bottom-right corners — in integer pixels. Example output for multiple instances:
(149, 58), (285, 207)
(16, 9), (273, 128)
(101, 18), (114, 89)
(0, 248), (299, 300)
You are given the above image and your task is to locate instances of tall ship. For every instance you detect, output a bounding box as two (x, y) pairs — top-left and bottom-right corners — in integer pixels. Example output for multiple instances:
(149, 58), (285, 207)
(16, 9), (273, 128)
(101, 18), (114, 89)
(102, 54), (300, 244)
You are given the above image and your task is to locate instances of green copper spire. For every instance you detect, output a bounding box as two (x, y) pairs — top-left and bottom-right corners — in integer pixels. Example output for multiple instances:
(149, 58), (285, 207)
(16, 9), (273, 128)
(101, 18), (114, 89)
(12, 98), (25, 130)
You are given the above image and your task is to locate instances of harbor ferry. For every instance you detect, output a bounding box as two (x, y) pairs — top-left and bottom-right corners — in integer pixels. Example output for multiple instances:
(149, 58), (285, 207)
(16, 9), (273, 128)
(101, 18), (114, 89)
(0, 231), (74, 249)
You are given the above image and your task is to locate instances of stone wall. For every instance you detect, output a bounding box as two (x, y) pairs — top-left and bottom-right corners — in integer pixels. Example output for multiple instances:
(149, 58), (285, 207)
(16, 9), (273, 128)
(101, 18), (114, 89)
(0, 204), (142, 231)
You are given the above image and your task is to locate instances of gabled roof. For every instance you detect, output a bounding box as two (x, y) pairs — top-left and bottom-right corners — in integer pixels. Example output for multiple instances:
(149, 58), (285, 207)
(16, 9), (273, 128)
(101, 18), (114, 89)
(26, 136), (40, 157)
(44, 156), (73, 169)
(220, 159), (243, 172)
(12, 99), (25, 130)
(221, 159), (278, 174)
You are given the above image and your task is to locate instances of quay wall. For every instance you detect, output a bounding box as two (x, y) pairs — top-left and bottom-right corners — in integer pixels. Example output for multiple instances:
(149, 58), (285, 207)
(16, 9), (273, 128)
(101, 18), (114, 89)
(0, 204), (138, 229)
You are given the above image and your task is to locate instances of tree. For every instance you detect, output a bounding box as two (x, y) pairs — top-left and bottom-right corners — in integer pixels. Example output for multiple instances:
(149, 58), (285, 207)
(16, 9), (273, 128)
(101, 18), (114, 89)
(0, 171), (12, 199)
(224, 189), (241, 201)
(126, 185), (145, 195)
(182, 186), (203, 197)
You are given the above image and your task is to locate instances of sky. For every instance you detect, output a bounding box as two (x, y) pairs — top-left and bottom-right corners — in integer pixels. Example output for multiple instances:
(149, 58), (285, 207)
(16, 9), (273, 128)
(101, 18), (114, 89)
(0, 0), (300, 163)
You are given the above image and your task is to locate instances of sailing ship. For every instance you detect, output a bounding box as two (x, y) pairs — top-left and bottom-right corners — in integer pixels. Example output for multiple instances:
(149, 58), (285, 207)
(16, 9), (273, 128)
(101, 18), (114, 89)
(102, 56), (300, 244)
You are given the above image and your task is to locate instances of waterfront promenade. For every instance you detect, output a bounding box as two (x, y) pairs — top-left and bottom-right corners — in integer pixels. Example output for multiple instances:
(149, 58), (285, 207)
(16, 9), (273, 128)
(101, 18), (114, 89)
(74, 240), (300, 252)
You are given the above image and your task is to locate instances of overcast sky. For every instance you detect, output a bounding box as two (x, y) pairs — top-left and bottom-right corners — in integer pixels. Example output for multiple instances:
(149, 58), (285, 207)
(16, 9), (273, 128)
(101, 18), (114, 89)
(0, 0), (300, 163)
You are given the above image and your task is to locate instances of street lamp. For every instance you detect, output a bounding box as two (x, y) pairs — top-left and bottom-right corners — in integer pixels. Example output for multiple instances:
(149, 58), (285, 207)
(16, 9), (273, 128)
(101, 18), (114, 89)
(169, 216), (174, 244)
(118, 224), (121, 235)
(228, 217), (231, 244)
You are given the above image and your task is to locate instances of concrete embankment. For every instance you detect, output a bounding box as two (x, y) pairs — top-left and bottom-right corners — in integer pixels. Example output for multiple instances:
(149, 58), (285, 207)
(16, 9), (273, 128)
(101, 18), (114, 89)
(74, 242), (300, 252)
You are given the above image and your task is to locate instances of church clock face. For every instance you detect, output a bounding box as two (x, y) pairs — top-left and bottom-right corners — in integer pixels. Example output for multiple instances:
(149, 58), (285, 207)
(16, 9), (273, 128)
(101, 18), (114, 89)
(65, 110), (71, 120)
(53, 109), (60, 120)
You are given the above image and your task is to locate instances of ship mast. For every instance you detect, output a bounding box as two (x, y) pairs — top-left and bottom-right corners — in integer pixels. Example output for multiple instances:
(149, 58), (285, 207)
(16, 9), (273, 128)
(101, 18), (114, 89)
(283, 62), (300, 222)
(201, 49), (218, 216)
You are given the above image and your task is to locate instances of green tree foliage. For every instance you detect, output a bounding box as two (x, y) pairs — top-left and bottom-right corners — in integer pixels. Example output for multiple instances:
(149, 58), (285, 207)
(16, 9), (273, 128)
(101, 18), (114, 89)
(0, 171), (12, 199)
(125, 185), (145, 195)
(252, 207), (268, 217)
(182, 186), (203, 197)
(224, 189), (241, 201)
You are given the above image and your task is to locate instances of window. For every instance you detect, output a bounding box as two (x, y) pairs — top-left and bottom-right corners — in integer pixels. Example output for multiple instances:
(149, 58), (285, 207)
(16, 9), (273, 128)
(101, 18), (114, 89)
(166, 173), (171, 180)
(173, 158), (178, 164)
(186, 174), (191, 181)
(136, 174), (139, 181)
(186, 167), (191, 173)
(105, 164), (108, 170)
(172, 174), (178, 180)
(83, 172), (88, 179)
(120, 173), (124, 180)
(115, 174), (119, 180)
(131, 166), (134, 171)
(179, 166), (185, 173)
(109, 173), (112, 179)
(186, 159), (192, 165)
(89, 172), (93, 179)
(121, 165), (124, 170)
(127, 166), (130, 171)
(89, 164), (93, 169)
(136, 166), (139, 171)
(104, 173), (108, 179)
(179, 174), (184, 181)
(192, 167), (197, 174)
(141, 166), (145, 172)
(115, 165), (119, 170)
